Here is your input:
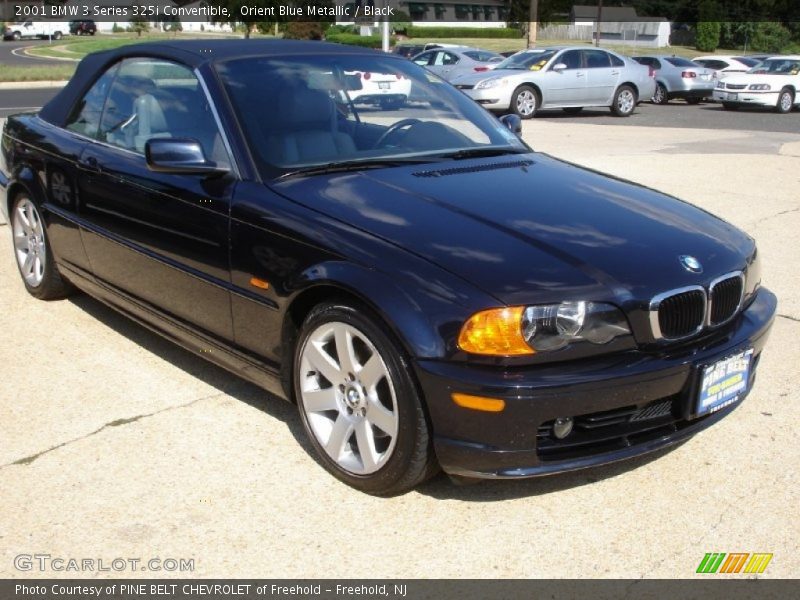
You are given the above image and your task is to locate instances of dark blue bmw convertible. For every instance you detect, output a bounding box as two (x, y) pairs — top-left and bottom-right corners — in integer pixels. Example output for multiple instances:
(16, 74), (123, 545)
(0, 40), (776, 495)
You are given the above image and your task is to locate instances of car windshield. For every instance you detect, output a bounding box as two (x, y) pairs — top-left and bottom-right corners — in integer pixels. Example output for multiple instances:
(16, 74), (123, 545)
(734, 57), (760, 67)
(215, 54), (527, 179)
(494, 50), (557, 70)
(748, 58), (800, 74)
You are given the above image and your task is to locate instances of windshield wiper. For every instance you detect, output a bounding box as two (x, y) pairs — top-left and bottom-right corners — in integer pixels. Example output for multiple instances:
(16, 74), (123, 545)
(437, 147), (528, 160)
(276, 157), (436, 180)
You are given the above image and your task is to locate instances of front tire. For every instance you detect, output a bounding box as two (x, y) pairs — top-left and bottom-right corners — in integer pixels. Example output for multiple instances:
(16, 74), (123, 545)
(511, 85), (538, 119)
(611, 85), (637, 117)
(686, 97), (702, 105)
(776, 88), (794, 113)
(722, 102), (739, 111)
(10, 194), (72, 299)
(294, 302), (436, 495)
(52, 31), (62, 40)
(653, 83), (668, 104)
(12, 31), (21, 41)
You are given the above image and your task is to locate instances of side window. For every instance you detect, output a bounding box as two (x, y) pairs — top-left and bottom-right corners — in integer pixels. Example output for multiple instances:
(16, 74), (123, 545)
(97, 58), (227, 163)
(413, 52), (432, 66)
(442, 52), (460, 66)
(652, 58), (662, 70)
(65, 63), (119, 139)
(610, 54), (625, 67)
(584, 50), (611, 69)
(559, 50), (583, 70)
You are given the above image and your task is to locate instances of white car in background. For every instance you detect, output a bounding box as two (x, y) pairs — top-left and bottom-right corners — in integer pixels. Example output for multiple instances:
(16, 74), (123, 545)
(693, 55), (762, 79)
(346, 70), (412, 110)
(713, 55), (800, 113)
(3, 20), (70, 40)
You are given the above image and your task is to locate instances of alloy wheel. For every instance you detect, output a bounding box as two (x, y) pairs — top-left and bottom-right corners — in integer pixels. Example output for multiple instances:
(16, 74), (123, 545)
(12, 198), (47, 287)
(617, 90), (635, 114)
(516, 90), (537, 117)
(298, 321), (399, 475)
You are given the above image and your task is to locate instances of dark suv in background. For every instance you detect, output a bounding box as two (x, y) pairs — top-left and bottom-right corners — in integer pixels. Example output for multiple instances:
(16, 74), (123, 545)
(69, 20), (96, 36)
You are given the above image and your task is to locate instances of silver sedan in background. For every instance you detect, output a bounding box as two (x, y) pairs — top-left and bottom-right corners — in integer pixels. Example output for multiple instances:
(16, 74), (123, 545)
(452, 46), (655, 118)
(411, 46), (504, 82)
(632, 55), (716, 104)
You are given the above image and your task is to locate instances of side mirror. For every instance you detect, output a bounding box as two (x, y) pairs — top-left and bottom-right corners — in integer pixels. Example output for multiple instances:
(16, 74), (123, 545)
(552, 63), (568, 72)
(145, 138), (228, 176)
(499, 114), (522, 136)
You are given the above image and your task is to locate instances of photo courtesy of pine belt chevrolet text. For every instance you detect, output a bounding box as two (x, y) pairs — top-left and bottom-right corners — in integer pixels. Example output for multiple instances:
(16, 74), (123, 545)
(0, 40), (776, 496)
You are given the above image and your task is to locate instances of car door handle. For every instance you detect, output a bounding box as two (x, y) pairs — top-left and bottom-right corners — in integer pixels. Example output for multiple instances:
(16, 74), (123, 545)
(576, 72), (585, 77)
(611, 70), (620, 75)
(80, 156), (102, 173)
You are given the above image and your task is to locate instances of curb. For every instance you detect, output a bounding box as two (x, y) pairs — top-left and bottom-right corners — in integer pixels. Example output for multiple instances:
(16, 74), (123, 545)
(0, 80), (69, 90)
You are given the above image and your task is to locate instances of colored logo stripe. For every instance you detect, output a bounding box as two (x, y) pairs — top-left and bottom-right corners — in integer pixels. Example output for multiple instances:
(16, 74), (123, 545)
(697, 553), (726, 573)
(697, 553), (773, 574)
(744, 553), (773, 574)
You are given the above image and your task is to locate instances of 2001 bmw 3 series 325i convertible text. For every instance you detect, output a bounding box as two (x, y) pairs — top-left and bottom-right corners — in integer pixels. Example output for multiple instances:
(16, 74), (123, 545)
(0, 41), (776, 495)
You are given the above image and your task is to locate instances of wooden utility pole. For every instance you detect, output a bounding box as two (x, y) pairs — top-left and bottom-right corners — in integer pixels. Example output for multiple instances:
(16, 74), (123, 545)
(526, 0), (538, 48)
(595, 0), (603, 46)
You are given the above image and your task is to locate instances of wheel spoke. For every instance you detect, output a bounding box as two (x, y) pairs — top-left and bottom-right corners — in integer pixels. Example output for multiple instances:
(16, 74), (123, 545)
(14, 233), (28, 252)
(22, 253), (34, 277)
(334, 327), (357, 376)
(325, 414), (353, 459)
(358, 353), (384, 391)
(367, 400), (396, 436)
(304, 341), (343, 386)
(34, 256), (43, 279)
(16, 205), (31, 231)
(303, 387), (339, 413)
(354, 419), (379, 471)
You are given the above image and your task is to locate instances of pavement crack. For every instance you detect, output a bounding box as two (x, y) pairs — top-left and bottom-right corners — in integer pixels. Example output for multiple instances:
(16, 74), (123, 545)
(751, 206), (800, 228)
(777, 313), (800, 323)
(2, 392), (223, 469)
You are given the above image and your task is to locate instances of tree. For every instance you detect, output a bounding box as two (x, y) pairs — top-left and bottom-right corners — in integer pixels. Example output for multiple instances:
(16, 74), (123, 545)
(751, 21), (792, 53)
(695, 22), (721, 51)
(129, 16), (149, 38)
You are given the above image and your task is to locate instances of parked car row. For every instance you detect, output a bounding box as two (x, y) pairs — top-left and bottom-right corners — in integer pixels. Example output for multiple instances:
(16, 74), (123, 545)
(394, 44), (798, 117)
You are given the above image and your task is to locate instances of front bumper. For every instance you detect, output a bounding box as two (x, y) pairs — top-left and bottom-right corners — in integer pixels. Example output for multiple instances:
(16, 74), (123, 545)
(415, 287), (776, 479)
(463, 86), (514, 110)
(713, 90), (779, 107)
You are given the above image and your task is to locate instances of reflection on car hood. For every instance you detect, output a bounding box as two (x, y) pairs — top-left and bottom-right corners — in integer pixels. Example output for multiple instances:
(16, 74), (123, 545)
(451, 68), (529, 85)
(719, 73), (791, 85)
(273, 153), (752, 306)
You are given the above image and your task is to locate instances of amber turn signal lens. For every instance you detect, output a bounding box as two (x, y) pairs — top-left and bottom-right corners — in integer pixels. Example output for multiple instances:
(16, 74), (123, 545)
(457, 306), (534, 356)
(451, 393), (506, 412)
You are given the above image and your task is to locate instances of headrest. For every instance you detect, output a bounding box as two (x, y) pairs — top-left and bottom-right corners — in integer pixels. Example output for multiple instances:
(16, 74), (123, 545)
(278, 88), (333, 128)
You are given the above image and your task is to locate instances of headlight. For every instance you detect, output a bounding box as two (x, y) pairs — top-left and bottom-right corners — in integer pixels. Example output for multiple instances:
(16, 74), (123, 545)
(458, 302), (631, 356)
(716, 81), (725, 89)
(475, 78), (507, 90)
(748, 83), (771, 91)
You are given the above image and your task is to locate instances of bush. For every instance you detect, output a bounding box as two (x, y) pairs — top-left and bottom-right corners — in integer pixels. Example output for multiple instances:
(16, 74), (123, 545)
(750, 22), (792, 53)
(325, 33), (395, 48)
(326, 24), (357, 35)
(406, 26), (521, 39)
(695, 22), (721, 52)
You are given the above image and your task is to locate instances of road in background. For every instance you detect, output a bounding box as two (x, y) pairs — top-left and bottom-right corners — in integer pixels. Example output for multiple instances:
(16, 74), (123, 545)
(0, 40), (70, 66)
(0, 89), (62, 117)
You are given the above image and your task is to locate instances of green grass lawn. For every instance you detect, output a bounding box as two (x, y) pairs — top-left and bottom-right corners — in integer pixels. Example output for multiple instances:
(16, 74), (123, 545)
(0, 64), (76, 82)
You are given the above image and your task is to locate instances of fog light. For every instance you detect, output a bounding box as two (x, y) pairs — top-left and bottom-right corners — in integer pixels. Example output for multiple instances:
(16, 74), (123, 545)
(553, 416), (574, 439)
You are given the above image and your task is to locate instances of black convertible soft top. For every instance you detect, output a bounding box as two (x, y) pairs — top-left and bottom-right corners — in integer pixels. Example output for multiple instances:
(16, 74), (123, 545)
(39, 39), (383, 127)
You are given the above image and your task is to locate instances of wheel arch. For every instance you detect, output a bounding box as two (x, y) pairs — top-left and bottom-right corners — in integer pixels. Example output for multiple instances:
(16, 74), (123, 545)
(5, 167), (43, 222)
(279, 263), (449, 399)
(618, 81), (639, 99)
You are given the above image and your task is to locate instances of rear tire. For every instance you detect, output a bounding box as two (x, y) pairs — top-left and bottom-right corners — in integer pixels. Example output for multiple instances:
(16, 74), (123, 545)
(653, 83), (668, 104)
(686, 97), (702, 105)
(511, 85), (538, 119)
(611, 85), (637, 117)
(53, 31), (62, 40)
(10, 194), (73, 300)
(12, 31), (21, 41)
(776, 88), (794, 113)
(294, 302), (437, 495)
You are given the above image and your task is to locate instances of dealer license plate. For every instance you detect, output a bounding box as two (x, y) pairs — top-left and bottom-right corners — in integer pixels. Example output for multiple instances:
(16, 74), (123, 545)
(726, 92), (738, 101)
(697, 349), (753, 416)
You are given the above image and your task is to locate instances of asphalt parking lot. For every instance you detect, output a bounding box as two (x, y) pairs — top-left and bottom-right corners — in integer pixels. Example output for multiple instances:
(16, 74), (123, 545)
(0, 114), (798, 578)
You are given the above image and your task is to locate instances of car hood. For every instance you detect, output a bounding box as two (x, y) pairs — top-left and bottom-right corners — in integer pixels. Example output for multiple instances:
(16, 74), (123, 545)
(272, 153), (752, 306)
(720, 73), (792, 85)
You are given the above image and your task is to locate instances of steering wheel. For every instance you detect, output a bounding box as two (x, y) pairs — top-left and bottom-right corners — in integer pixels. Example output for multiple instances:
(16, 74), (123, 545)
(373, 118), (422, 149)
